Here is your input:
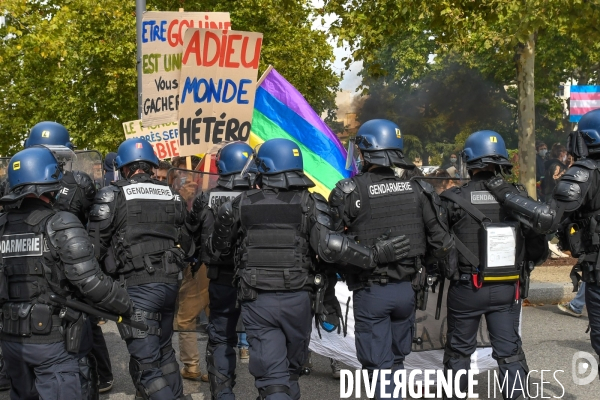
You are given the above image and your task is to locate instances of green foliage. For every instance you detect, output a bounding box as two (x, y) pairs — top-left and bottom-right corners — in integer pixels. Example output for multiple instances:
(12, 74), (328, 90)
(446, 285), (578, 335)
(325, 0), (600, 161)
(0, 0), (339, 155)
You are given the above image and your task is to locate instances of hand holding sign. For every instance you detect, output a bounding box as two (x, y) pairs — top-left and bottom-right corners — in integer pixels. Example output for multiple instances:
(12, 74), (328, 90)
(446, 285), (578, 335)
(177, 28), (263, 157)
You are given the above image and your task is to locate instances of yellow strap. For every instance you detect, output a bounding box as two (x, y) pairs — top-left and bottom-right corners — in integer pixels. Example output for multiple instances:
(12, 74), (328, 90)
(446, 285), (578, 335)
(117, 316), (122, 323)
(483, 275), (520, 281)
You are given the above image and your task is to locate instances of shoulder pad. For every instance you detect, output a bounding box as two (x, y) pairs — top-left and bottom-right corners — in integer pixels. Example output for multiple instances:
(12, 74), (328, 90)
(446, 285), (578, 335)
(311, 193), (331, 214)
(554, 180), (582, 202)
(24, 209), (55, 226)
(336, 178), (357, 194)
(48, 211), (84, 231)
(94, 185), (119, 203)
(573, 159), (599, 171)
(562, 166), (591, 183)
(414, 178), (434, 194)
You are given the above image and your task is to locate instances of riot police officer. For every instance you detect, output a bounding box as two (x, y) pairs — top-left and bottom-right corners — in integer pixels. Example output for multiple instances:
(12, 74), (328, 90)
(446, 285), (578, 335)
(24, 121), (97, 224)
(484, 109), (600, 368)
(184, 142), (257, 400)
(88, 138), (195, 400)
(25, 121), (112, 397)
(328, 119), (453, 399)
(208, 138), (410, 400)
(440, 130), (548, 400)
(0, 147), (133, 400)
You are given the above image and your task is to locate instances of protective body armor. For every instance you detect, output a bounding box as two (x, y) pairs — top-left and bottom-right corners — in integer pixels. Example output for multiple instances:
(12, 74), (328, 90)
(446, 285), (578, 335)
(237, 189), (312, 291)
(555, 159), (600, 282)
(55, 170), (96, 224)
(346, 172), (425, 285)
(201, 186), (243, 286)
(110, 180), (187, 286)
(445, 179), (525, 281)
(0, 206), (67, 343)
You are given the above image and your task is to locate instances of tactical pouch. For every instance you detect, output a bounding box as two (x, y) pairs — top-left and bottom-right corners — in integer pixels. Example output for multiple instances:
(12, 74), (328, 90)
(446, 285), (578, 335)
(65, 312), (85, 353)
(0, 267), (9, 304)
(206, 265), (219, 280)
(30, 303), (53, 335)
(565, 223), (584, 257)
(443, 247), (460, 280)
(2, 302), (33, 337)
(411, 265), (426, 292)
(162, 251), (181, 275)
(237, 280), (257, 302)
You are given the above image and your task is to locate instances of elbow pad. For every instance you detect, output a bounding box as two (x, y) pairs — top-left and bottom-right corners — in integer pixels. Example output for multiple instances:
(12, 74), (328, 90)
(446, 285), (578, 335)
(320, 232), (373, 270)
(212, 202), (236, 252)
(503, 193), (556, 233)
(96, 280), (133, 316)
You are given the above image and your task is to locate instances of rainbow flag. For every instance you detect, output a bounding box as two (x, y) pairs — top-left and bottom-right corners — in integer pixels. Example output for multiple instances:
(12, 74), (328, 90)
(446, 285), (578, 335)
(570, 85), (600, 122)
(249, 67), (352, 197)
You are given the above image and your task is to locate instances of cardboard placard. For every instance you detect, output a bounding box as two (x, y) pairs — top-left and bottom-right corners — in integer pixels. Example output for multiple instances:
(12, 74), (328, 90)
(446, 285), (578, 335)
(141, 11), (231, 126)
(177, 28), (263, 157)
(123, 119), (180, 160)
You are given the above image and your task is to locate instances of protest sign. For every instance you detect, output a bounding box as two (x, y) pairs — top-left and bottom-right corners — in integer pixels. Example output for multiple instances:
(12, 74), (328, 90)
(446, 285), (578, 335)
(141, 11), (231, 127)
(177, 28), (263, 156)
(123, 119), (180, 160)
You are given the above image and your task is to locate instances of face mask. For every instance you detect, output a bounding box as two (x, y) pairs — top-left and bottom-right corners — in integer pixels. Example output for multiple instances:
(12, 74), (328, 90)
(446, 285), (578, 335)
(538, 149), (548, 157)
(450, 158), (457, 163)
(560, 155), (567, 163)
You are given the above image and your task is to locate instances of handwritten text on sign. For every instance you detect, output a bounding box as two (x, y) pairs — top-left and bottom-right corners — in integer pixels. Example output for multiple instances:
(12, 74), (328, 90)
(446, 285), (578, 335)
(141, 12), (231, 127)
(123, 120), (180, 160)
(177, 28), (262, 157)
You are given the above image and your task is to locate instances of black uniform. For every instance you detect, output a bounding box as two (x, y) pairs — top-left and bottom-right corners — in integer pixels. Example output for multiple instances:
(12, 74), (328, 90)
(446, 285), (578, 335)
(440, 172), (548, 400)
(188, 177), (248, 400)
(88, 173), (194, 400)
(0, 198), (132, 400)
(209, 179), (377, 400)
(55, 170), (97, 224)
(329, 167), (452, 399)
(544, 159), (600, 358)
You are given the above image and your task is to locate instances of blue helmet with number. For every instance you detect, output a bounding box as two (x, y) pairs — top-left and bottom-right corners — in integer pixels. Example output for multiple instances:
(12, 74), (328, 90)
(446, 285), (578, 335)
(255, 139), (303, 175)
(216, 142), (256, 176)
(114, 138), (159, 170)
(0, 147), (63, 204)
(25, 121), (74, 149)
(354, 119), (411, 169)
(462, 130), (511, 170)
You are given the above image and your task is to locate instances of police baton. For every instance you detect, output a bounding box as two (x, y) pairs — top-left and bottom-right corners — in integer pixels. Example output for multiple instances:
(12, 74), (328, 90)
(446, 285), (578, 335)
(435, 276), (445, 320)
(49, 294), (148, 331)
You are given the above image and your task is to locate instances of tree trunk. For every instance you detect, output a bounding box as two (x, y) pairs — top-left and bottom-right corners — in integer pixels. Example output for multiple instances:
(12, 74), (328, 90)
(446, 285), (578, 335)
(516, 34), (536, 198)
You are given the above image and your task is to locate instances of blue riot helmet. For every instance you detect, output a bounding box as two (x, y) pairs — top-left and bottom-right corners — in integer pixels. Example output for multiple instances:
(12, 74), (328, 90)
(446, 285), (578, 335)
(114, 138), (159, 179)
(568, 109), (600, 159)
(25, 121), (74, 149)
(354, 119), (412, 170)
(462, 130), (512, 173)
(216, 142), (256, 176)
(253, 138), (314, 189)
(0, 147), (63, 204)
(255, 138), (303, 174)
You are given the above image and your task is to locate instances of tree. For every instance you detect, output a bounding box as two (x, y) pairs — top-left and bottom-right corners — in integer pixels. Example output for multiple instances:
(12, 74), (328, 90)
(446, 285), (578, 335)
(325, 0), (600, 197)
(0, 0), (339, 155)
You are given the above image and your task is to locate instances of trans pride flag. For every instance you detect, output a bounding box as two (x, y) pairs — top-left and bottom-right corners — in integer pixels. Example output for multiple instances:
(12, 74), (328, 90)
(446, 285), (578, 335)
(249, 67), (353, 197)
(570, 86), (600, 122)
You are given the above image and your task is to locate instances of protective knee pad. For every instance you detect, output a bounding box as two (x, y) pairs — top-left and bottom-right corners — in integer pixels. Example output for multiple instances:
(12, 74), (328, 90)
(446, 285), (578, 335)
(206, 343), (235, 398)
(129, 357), (169, 400)
(79, 355), (99, 400)
(258, 385), (290, 400)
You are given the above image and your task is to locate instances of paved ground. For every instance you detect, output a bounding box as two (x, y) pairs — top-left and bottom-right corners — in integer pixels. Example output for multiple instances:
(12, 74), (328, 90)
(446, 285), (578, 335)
(1, 303), (598, 399)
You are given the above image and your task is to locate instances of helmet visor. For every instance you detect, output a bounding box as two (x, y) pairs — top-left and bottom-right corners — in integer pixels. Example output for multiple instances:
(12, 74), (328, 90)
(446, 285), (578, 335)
(241, 144), (261, 178)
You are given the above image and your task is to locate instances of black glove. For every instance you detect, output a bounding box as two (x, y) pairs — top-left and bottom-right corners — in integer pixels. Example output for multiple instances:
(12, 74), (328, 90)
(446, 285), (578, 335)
(373, 235), (410, 264)
(187, 195), (203, 226)
(484, 176), (514, 203)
